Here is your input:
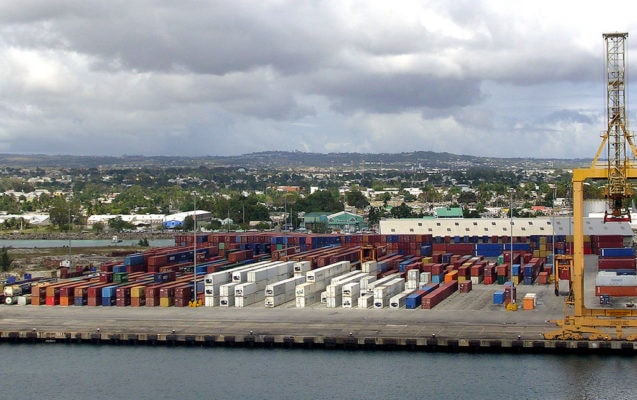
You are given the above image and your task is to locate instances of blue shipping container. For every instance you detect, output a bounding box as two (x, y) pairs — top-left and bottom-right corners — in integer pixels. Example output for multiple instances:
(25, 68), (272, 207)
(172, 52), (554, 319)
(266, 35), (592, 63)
(405, 293), (424, 309)
(600, 247), (634, 258)
(493, 290), (505, 305)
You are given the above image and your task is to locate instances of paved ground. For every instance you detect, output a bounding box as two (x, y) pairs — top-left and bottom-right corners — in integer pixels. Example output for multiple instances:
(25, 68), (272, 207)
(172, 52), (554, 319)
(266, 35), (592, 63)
(0, 281), (566, 341)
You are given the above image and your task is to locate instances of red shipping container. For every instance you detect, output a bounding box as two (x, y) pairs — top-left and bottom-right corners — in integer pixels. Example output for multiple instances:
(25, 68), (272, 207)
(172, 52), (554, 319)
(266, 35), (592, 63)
(595, 285), (637, 296)
(459, 281), (472, 293)
(598, 257), (636, 270)
(470, 264), (485, 276)
(421, 280), (458, 309)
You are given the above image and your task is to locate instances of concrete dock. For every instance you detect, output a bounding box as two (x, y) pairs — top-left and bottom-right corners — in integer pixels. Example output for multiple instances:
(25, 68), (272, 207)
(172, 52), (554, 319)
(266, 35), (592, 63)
(2, 283), (637, 353)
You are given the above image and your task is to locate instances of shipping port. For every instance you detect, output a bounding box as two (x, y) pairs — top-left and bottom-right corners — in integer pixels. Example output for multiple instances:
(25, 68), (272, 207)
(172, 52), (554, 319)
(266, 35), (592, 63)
(2, 227), (637, 354)
(4, 33), (637, 353)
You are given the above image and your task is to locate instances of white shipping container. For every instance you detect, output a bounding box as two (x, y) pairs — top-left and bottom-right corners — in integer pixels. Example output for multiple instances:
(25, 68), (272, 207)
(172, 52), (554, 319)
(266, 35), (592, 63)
(365, 274), (401, 296)
(596, 271), (637, 286)
(248, 268), (274, 283)
(389, 290), (413, 309)
(220, 282), (238, 297)
(357, 295), (374, 308)
(420, 272), (431, 285)
(265, 276), (306, 297)
(226, 261), (272, 283)
(405, 280), (418, 291)
(360, 275), (377, 291)
(342, 282), (360, 298)
(329, 271), (364, 284)
(295, 281), (327, 297)
(231, 261), (277, 282)
(294, 261), (312, 275)
(295, 292), (320, 308)
(373, 278), (406, 308)
(204, 270), (232, 286)
(408, 269), (420, 282)
(235, 282), (258, 297)
(306, 261), (351, 282)
(326, 295), (342, 308)
(203, 294), (220, 307)
(362, 260), (378, 274)
(219, 296), (234, 307)
(321, 291), (328, 304)
(248, 261), (294, 282)
(265, 292), (295, 308)
(342, 296), (356, 308)
(326, 273), (366, 297)
(471, 276), (483, 285)
(235, 292), (264, 308)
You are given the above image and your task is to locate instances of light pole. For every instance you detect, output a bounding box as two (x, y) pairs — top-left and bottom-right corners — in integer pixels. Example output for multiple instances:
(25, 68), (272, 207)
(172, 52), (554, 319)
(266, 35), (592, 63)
(193, 193), (197, 306)
(508, 188), (515, 294)
(552, 187), (556, 276)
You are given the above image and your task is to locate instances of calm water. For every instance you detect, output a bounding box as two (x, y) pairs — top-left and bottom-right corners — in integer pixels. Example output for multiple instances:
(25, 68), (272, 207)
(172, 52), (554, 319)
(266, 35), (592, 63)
(0, 344), (634, 400)
(0, 239), (175, 248)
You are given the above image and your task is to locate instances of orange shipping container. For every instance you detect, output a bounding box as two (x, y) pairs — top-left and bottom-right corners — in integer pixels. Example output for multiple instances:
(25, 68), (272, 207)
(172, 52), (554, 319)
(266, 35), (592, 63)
(523, 294), (536, 310)
(444, 270), (458, 283)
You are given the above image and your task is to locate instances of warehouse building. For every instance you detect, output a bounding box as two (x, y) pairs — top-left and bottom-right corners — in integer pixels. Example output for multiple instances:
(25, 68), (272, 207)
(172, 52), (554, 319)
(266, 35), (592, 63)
(379, 217), (632, 240)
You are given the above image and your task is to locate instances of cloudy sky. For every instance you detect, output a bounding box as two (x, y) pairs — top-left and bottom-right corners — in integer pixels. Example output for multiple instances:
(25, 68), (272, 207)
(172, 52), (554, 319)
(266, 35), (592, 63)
(1, 1), (637, 158)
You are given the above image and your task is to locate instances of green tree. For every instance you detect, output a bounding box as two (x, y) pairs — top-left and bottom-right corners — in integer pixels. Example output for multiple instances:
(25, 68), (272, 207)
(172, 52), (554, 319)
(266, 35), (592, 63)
(49, 197), (80, 229)
(390, 202), (414, 218)
(183, 215), (194, 231)
(207, 220), (222, 230)
(254, 221), (271, 231)
(92, 222), (105, 234)
(295, 190), (342, 213)
(367, 206), (383, 227)
(345, 190), (370, 209)
(0, 246), (13, 272)
(457, 191), (477, 204)
(108, 216), (135, 232)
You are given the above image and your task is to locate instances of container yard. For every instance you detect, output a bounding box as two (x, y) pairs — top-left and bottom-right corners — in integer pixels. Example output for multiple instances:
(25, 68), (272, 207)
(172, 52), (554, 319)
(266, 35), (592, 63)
(2, 229), (637, 353)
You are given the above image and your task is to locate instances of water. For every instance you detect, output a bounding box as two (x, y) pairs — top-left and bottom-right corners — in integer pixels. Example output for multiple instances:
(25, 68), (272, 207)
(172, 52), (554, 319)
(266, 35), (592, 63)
(1, 344), (634, 400)
(0, 239), (175, 248)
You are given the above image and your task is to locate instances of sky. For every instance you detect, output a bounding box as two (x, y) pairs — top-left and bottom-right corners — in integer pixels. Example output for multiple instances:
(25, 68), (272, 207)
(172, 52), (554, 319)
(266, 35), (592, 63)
(2, 1), (637, 159)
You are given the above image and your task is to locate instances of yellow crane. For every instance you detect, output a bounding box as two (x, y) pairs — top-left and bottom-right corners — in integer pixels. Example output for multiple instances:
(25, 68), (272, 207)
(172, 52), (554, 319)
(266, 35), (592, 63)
(545, 33), (637, 340)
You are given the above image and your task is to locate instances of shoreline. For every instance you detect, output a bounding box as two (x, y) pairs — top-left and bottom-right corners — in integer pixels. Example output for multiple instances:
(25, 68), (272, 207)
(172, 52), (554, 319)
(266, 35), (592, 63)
(0, 231), (175, 241)
(0, 306), (634, 354)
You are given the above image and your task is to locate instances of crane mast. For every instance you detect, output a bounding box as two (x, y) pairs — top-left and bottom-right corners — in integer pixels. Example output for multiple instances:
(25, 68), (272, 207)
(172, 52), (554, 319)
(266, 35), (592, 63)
(593, 33), (637, 221)
(546, 33), (637, 340)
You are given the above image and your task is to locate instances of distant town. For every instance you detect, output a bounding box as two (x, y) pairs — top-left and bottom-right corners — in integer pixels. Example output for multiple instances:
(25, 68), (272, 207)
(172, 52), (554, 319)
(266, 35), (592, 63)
(0, 151), (603, 235)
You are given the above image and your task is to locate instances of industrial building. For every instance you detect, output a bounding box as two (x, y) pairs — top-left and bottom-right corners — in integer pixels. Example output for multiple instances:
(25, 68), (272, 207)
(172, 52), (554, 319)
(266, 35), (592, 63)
(379, 217), (633, 242)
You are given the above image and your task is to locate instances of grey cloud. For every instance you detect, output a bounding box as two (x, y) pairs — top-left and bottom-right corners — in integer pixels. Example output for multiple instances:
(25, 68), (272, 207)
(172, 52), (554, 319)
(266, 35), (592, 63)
(0, 1), (629, 158)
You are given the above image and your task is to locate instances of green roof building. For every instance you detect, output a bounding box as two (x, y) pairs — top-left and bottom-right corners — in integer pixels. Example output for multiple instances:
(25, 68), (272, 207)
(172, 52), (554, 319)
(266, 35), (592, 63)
(327, 211), (365, 231)
(434, 207), (463, 218)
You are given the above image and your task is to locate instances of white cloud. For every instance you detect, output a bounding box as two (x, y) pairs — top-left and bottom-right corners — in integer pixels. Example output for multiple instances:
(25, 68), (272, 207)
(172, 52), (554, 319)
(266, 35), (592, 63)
(0, 1), (636, 158)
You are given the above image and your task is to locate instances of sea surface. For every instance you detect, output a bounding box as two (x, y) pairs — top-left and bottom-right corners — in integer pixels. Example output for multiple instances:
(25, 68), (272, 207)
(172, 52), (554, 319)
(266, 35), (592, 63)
(0, 239), (175, 248)
(0, 344), (634, 400)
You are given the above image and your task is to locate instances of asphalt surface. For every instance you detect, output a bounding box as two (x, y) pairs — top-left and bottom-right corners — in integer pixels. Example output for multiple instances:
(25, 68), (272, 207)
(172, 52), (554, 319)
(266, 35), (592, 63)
(0, 282), (565, 341)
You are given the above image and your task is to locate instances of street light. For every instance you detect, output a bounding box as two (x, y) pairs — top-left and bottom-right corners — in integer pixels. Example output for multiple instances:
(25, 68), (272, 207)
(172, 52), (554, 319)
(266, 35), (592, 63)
(193, 194), (197, 306)
(508, 188), (515, 298)
(552, 187), (556, 275)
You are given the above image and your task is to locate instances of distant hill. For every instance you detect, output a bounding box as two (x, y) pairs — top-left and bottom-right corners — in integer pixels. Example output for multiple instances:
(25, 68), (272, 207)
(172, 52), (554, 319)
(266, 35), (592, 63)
(0, 151), (592, 170)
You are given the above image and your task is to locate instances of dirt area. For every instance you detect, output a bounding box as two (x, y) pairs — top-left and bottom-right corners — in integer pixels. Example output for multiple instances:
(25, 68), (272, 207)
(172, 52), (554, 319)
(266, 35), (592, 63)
(5, 245), (145, 278)
(1, 231), (175, 279)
